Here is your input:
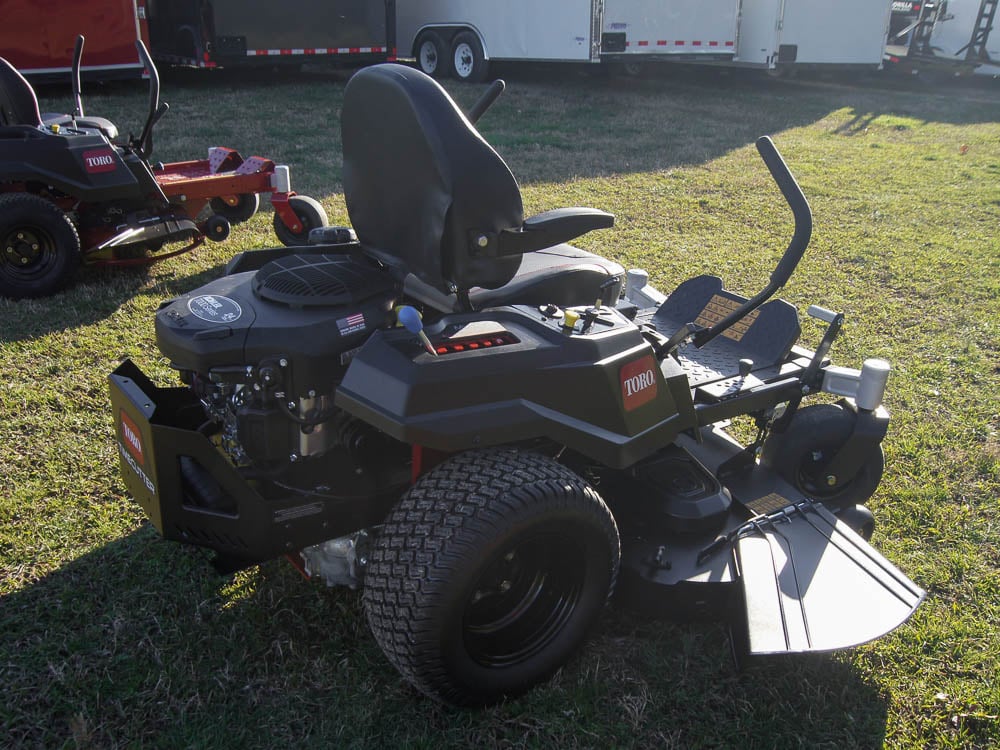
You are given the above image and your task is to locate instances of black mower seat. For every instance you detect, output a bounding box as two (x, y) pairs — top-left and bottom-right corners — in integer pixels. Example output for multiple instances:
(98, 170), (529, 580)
(342, 64), (613, 295)
(470, 244), (624, 309)
(40, 112), (119, 140)
(0, 56), (42, 128)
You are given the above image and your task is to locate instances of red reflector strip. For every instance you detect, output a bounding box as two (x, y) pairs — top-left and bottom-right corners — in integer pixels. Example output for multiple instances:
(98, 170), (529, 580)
(245, 46), (388, 57)
(433, 332), (520, 356)
(623, 39), (734, 50)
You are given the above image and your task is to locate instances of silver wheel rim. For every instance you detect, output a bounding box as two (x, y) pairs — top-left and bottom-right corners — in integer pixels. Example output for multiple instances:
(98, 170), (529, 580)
(419, 41), (437, 74)
(454, 42), (474, 78)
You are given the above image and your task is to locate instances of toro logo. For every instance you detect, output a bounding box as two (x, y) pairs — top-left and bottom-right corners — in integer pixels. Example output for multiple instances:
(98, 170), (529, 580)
(620, 355), (658, 411)
(82, 149), (117, 174)
(119, 409), (144, 466)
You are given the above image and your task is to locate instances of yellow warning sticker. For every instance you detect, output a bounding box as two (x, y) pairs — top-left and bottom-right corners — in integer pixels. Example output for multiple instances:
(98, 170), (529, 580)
(694, 295), (759, 342)
(744, 492), (792, 515)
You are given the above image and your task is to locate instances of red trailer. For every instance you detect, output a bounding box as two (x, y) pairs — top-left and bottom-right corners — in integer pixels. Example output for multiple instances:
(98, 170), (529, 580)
(0, 0), (151, 80)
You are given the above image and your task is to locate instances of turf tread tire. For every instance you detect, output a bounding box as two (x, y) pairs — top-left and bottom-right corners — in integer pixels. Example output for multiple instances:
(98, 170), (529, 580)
(0, 193), (80, 299)
(363, 449), (619, 706)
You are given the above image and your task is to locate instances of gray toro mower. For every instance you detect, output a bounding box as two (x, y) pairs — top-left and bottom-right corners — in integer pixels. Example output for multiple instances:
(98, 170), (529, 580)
(110, 64), (923, 707)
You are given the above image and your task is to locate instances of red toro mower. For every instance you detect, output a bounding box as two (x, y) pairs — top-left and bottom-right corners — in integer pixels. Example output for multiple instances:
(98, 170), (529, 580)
(0, 36), (327, 299)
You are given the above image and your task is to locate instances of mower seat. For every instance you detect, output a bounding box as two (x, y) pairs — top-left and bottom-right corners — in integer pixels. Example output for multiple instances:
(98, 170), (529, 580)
(342, 64), (613, 296)
(470, 244), (624, 309)
(0, 56), (42, 128)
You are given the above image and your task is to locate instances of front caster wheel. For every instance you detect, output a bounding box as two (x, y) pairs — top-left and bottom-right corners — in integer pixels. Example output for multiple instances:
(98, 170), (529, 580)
(210, 193), (260, 224)
(363, 449), (620, 707)
(761, 403), (885, 510)
(273, 195), (328, 246)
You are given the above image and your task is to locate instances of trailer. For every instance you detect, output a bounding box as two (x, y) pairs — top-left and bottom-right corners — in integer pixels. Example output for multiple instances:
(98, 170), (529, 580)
(397, 0), (740, 81)
(146, 0), (396, 69)
(0, 0), (151, 80)
(398, 0), (892, 81)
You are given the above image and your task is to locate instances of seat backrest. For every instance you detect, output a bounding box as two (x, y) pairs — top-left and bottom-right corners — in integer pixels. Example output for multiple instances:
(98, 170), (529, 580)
(0, 57), (42, 128)
(342, 64), (524, 292)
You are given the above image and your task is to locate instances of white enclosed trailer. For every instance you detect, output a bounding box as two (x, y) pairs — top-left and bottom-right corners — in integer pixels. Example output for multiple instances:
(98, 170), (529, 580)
(396, 0), (740, 81)
(732, 0), (893, 69)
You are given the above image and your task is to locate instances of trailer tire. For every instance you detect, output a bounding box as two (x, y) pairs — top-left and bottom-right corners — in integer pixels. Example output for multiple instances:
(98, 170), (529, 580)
(210, 193), (260, 224)
(273, 195), (328, 247)
(0, 193), (80, 299)
(451, 31), (489, 83)
(363, 449), (620, 707)
(415, 30), (450, 79)
(761, 403), (884, 511)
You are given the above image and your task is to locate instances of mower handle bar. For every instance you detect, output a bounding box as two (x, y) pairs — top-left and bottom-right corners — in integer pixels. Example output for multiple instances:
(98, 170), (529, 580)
(466, 79), (505, 125)
(71, 36), (85, 119)
(690, 135), (812, 349)
(133, 39), (161, 159)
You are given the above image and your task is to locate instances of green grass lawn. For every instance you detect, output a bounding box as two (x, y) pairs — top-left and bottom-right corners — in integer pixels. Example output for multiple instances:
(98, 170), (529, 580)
(2, 63), (998, 748)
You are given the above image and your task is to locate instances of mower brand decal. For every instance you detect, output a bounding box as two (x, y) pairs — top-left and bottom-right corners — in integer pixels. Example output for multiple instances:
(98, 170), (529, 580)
(695, 294), (760, 342)
(120, 409), (145, 466)
(188, 295), (243, 323)
(82, 149), (117, 173)
(337, 311), (366, 336)
(119, 442), (156, 495)
(620, 355), (658, 411)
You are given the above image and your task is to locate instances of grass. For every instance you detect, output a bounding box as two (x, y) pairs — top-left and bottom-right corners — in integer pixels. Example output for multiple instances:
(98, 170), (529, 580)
(2, 63), (999, 748)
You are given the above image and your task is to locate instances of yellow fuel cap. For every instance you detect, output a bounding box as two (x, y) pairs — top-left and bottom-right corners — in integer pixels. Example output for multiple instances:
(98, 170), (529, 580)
(562, 309), (580, 330)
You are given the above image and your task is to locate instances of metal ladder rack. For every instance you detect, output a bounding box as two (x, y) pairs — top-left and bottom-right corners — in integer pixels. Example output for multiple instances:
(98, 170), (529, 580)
(957, 0), (997, 61)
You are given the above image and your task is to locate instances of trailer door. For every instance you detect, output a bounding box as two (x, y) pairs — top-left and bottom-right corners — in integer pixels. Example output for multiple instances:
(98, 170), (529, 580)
(602, 0), (739, 59)
(733, 0), (782, 66)
(777, 0), (891, 65)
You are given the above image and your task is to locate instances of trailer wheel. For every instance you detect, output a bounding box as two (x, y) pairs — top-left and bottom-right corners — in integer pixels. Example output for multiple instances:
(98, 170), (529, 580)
(451, 31), (488, 83)
(415, 30), (450, 78)
(0, 193), (81, 299)
(761, 403), (885, 510)
(363, 449), (619, 707)
(210, 193), (260, 224)
(273, 195), (328, 246)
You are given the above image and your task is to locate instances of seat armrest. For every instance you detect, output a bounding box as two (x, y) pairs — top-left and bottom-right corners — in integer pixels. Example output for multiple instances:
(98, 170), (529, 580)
(494, 207), (614, 256)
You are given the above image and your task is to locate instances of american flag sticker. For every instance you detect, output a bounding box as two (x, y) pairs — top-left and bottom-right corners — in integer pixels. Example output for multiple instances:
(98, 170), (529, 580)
(337, 311), (366, 336)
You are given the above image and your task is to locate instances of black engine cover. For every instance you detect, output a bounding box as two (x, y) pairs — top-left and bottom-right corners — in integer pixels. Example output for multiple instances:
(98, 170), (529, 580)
(155, 254), (396, 395)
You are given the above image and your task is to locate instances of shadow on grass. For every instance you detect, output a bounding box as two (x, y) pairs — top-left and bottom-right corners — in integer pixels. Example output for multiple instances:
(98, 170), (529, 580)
(0, 259), (231, 344)
(1, 527), (890, 748)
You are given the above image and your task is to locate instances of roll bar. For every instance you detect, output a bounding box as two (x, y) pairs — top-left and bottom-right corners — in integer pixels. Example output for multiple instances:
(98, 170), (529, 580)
(689, 136), (813, 349)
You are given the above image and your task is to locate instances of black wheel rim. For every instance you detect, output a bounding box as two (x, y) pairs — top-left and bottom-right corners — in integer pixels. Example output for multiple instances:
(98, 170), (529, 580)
(796, 448), (848, 499)
(463, 532), (586, 668)
(0, 224), (59, 284)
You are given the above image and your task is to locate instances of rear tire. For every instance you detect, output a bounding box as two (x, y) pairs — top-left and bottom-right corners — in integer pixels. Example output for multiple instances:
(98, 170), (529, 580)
(451, 31), (489, 83)
(415, 30), (450, 79)
(0, 193), (80, 299)
(210, 193), (260, 224)
(761, 403), (884, 510)
(273, 195), (328, 247)
(363, 449), (619, 707)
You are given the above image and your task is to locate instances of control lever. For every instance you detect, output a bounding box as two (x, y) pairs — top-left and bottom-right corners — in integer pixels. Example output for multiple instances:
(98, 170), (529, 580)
(397, 306), (438, 356)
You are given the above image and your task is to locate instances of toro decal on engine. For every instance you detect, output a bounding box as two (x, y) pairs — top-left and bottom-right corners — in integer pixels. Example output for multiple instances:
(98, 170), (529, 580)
(620, 355), (658, 411)
(118, 408), (155, 495)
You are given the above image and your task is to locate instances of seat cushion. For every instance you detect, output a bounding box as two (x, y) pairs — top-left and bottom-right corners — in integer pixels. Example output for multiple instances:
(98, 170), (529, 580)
(469, 244), (624, 309)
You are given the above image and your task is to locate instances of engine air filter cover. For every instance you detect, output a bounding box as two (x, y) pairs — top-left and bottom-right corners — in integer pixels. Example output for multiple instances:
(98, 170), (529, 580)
(253, 254), (393, 307)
